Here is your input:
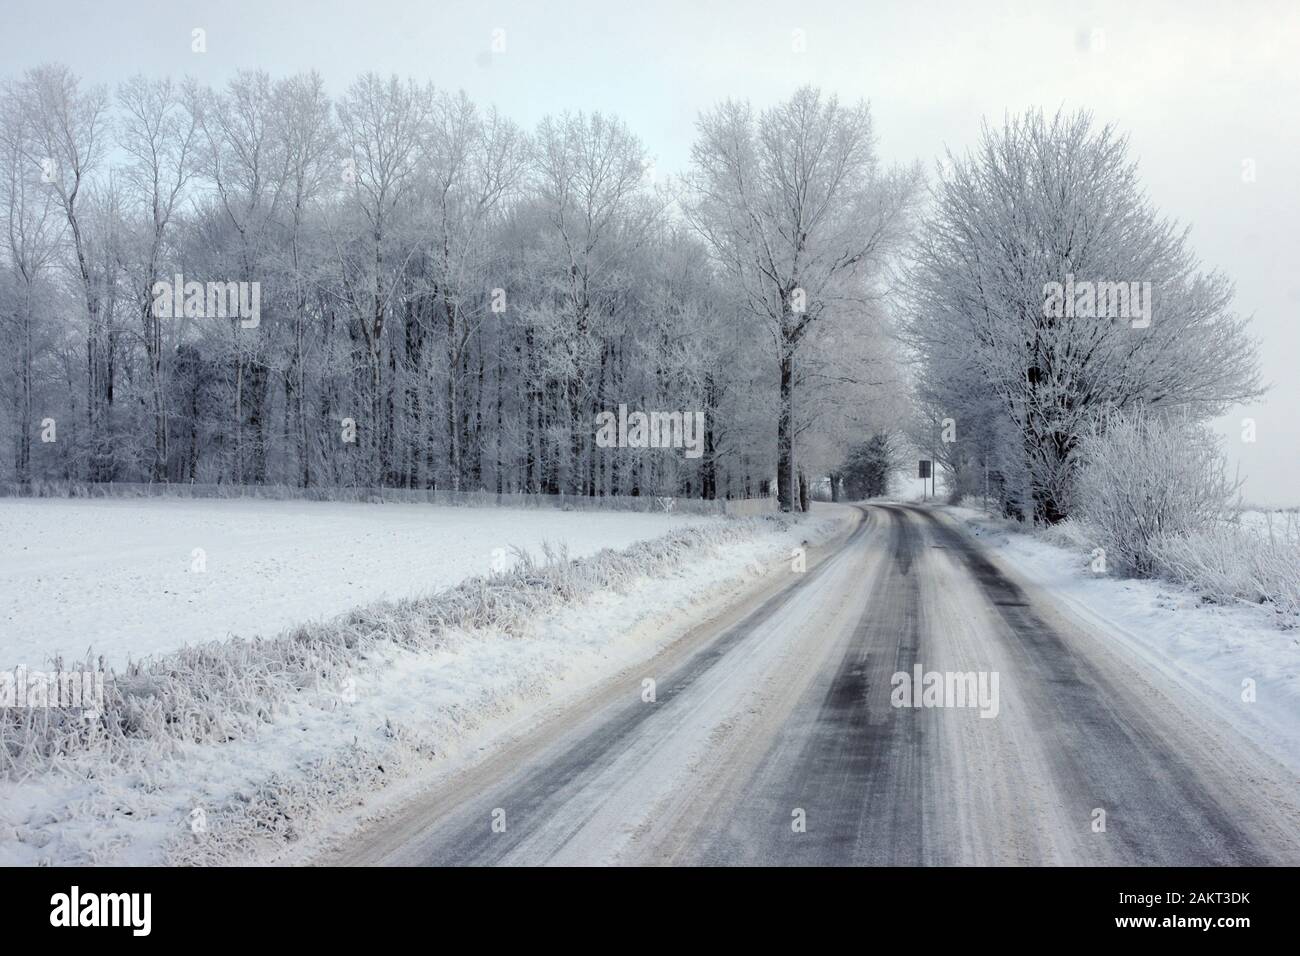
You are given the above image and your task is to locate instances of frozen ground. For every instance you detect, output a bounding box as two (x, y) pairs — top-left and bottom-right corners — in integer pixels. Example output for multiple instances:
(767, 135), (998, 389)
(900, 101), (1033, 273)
(948, 506), (1300, 771)
(1237, 507), (1300, 535)
(0, 498), (714, 667)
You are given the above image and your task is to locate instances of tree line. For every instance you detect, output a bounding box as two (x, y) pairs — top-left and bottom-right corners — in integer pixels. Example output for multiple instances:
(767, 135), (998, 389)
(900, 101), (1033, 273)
(0, 67), (1262, 519)
(0, 67), (912, 510)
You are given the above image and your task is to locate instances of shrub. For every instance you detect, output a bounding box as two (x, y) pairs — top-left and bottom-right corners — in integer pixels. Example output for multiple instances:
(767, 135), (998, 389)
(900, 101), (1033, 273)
(1150, 514), (1300, 617)
(1074, 411), (1240, 576)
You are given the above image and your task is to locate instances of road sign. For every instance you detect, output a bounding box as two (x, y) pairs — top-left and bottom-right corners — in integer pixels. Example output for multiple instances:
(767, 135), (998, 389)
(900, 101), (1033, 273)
(918, 460), (932, 479)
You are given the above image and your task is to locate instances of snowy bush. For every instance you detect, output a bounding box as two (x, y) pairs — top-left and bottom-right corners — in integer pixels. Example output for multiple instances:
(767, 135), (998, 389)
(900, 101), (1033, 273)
(1034, 517), (1097, 554)
(1075, 411), (1240, 576)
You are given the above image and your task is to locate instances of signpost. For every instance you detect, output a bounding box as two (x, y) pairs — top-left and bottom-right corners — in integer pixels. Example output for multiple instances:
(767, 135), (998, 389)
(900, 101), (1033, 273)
(919, 459), (932, 500)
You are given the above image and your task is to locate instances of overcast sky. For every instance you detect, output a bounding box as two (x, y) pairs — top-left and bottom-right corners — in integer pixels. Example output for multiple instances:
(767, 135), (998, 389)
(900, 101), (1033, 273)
(4, 0), (1296, 503)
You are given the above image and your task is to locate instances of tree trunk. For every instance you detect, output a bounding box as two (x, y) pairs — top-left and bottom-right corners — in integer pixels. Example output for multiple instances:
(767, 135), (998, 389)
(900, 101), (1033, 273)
(777, 337), (796, 512)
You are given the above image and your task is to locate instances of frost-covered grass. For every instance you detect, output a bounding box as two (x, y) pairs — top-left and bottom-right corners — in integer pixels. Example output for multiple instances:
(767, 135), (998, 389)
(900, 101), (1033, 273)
(1149, 511), (1300, 618)
(1032, 517), (1096, 554)
(0, 508), (847, 865)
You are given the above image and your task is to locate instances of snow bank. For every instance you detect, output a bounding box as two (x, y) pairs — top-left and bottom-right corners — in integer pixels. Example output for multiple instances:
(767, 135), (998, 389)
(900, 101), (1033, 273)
(0, 498), (716, 667)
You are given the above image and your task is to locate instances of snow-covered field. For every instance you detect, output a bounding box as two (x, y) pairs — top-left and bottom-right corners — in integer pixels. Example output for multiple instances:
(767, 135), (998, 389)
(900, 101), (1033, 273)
(0, 503), (851, 865)
(948, 507), (1300, 772)
(1237, 507), (1300, 536)
(0, 498), (714, 667)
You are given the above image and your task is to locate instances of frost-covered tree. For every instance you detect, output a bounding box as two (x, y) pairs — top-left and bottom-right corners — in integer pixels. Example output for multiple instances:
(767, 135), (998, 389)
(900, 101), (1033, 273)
(902, 109), (1262, 522)
(0, 79), (64, 483)
(684, 86), (919, 511)
(530, 111), (658, 495)
(116, 74), (197, 480)
(425, 93), (527, 492)
(13, 65), (114, 478)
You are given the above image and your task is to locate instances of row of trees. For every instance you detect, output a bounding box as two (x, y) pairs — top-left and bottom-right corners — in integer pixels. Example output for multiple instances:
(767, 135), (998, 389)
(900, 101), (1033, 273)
(0, 67), (913, 509)
(6, 67), (1249, 517)
(900, 110), (1263, 522)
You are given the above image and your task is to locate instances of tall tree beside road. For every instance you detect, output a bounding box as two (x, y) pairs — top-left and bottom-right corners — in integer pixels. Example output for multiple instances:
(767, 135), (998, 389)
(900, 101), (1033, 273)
(684, 86), (918, 510)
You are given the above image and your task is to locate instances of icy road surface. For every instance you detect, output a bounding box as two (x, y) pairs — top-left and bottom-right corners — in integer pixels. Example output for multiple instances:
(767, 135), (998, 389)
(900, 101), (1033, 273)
(330, 504), (1300, 866)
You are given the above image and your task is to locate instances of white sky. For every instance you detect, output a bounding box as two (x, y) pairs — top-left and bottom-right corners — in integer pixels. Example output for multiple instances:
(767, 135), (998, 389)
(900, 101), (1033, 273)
(4, 0), (1297, 503)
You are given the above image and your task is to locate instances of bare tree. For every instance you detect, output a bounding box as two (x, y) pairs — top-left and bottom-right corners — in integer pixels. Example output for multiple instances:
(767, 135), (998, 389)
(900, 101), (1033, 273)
(532, 111), (657, 495)
(116, 74), (197, 479)
(273, 71), (336, 487)
(16, 65), (113, 478)
(0, 80), (64, 483)
(334, 73), (429, 484)
(684, 86), (918, 510)
(189, 70), (291, 483)
(426, 92), (527, 491)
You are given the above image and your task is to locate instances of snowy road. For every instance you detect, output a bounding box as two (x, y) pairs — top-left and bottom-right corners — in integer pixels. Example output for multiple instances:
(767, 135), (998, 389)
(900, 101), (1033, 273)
(330, 504), (1300, 866)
